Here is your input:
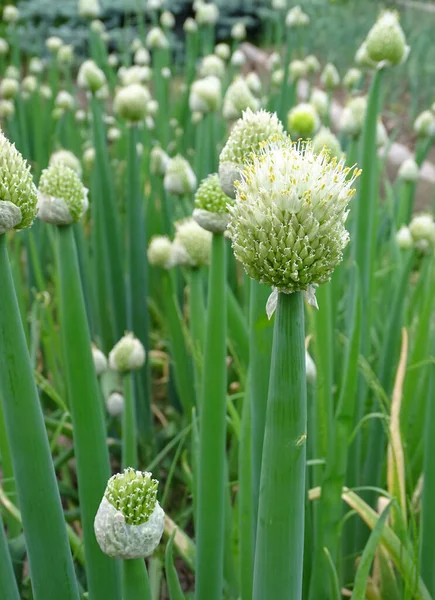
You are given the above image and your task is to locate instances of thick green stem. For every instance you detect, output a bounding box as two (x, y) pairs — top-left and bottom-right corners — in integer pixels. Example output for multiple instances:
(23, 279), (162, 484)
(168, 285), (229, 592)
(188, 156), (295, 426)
(189, 268), (206, 399)
(253, 291), (307, 600)
(0, 234), (80, 600)
(239, 390), (253, 600)
(122, 558), (151, 600)
(123, 373), (138, 469)
(57, 225), (121, 600)
(127, 125), (152, 438)
(195, 234), (227, 600)
(249, 280), (273, 544)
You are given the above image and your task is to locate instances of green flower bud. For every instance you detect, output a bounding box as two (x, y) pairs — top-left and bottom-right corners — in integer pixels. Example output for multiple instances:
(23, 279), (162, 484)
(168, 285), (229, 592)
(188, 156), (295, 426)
(92, 345), (107, 376)
(29, 57), (44, 75)
(57, 44), (74, 66)
(195, 2), (219, 26)
(0, 38), (9, 56)
(184, 17), (198, 34)
(398, 157), (419, 183)
(0, 99), (14, 120)
(108, 53), (119, 68)
(272, 0), (286, 8)
(3, 5), (19, 23)
(414, 110), (435, 139)
(219, 108), (285, 198)
(193, 173), (233, 233)
(304, 55), (320, 74)
(245, 72), (262, 96)
(5, 65), (19, 80)
(49, 149), (82, 178)
(106, 392), (124, 417)
(312, 127), (342, 160)
(409, 214), (435, 253)
(94, 468), (164, 559)
(109, 333), (146, 373)
(55, 90), (75, 111)
(215, 43), (230, 61)
(90, 19), (105, 34)
(0, 130), (38, 233)
(108, 127), (122, 142)
(189, 76), (222, 114)
(119, 65), (152, 86)
(163, 155), (197, 196)
(40, 85), (53, 101)
(199, 54), (225, 79)
(114, 84), (151, 123)
(46, 36), (63, 53)
(231, 22), (246, 41)
(309, 88), (328, 118)
(228, 140), (360, 293)
(339, 96), (367, 138)
(134, 47), (151, 66)
(365, 11), (408, 67)
(172, 218), (212, 267)
(343, 68), (362, 90)
(77, 60), (106, 93)
(78, 0), (100, 18)
(320, 63), (340, 90)
(287, 102), (320, 138)
(147, 235), (173, 268)
(150, 145), (169, 177)
(0, 78), (19, 99)
(285, 5), (309, 28)
(396, 226), (413, 250)
(231, 49), (246, 68)
(38, 163), (88, 225)
(222, 78), (260, 121)
(160, 10), (175, 29)
(146, 27), (169, 50)
(289, 59), (307, 82)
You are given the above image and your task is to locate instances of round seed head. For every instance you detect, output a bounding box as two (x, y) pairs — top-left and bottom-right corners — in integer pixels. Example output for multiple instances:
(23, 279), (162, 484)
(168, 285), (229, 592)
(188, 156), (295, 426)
(398, 157), (419, 183)
(272, 0), (286, 8)
(343, 68), (362, 90)
(172, 218), (212, 266)
(0, 99), (14, 120)
(0, 129), (38, 233)
(147, 235), (173, 268)
(286, 5), (309, 28)
(160, 10), (175, 29)
(304, 55), (320, 74)
(309, 88), (328, 118)
(312, 127), (342, 160)
(92, 345), (107, 376)
(409, 214), (435, 253)
(222, 78), (260, 121)
(184, 17), (198, 34)
(29, 57), (45, 74)
(163, 155), (197, 196)
(0, 78), (19, 99)
(320, 63), (340, 90)
(193, 173), (233, 233)
(0, 38), (9, 55)
(199, 54), (225, 79)
(231, 22), (246, 41)
(245, 72), (262, 96)
(339, 96), (367, 138)
(289, 59), (307, 82)
(57, 44), (74, 66)
(287, 102), (320, 139)
(109, 333), (146, 373)
(55, 90), (75, 111)
(78, 0), (101, 18)
(414, 110), (435, 139)
(3, 5), (19, 23)
(228, 140), (360, 293)
(114, 84), (150, 123)
(134, 47), (151, 66)
(215, 43), (230, 60)
(94, 468), (164, 559)
(146, 27), (169, 50)
(49, 149), (82, 178)
(219, 108), (285, 198)
(77, 59), (106, 93)
(150, 145), (169, 177)
(189, 76), (222, 114)
(195, 2), (219, 25)
(38, 163), (88, 225)
(231, 49), (246, 68)
(365, 11), (408, 67)
(46, 36), (63, 53)
(396, 226), (413, 250)
(106, 392), (124, 416)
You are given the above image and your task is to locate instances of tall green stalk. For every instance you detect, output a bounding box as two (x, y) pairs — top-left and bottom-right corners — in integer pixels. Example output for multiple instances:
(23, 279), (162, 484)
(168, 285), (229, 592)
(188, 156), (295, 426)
(0, 234), (80, 600)
(0, 511), (20, 600)
(126, 124), (152, 437)
(57, 225), (121, 600)
(195, 234), (227, 600)
(253, 291), (307, 600)
(122, 558), (151, 600)
(122, 372), (138, 469)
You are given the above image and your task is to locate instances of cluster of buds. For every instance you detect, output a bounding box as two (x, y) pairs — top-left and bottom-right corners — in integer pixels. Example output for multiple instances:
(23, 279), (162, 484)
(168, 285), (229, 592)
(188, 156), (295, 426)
(193, 173), (233, 233)
(37, 163), (88, 226)
(285, 5), (310, 28)
(397, 215), (435, 254)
